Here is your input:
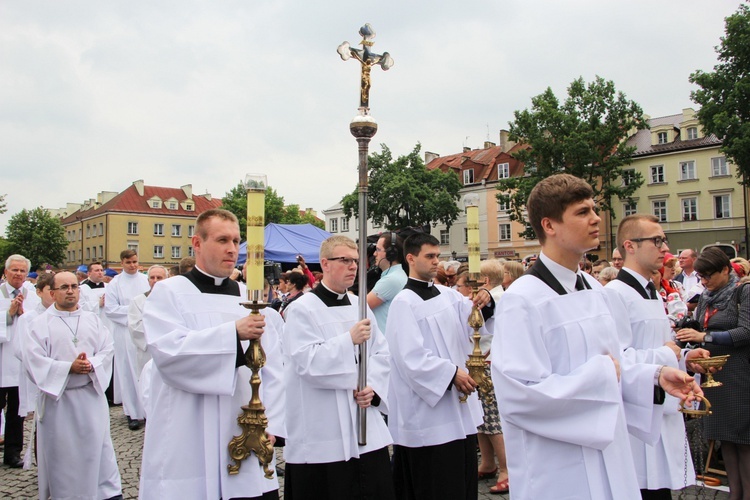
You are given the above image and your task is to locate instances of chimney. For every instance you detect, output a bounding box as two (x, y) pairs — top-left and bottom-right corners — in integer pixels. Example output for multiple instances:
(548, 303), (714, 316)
(181, 184), (193, 200)
(484, 141), (496, 149)
(424, 151), (440, 165)
(133, 179), (145, 197)
(204, 193), (212, 201)
(499, 130), (509, 152)
(463, 146), (471, 153)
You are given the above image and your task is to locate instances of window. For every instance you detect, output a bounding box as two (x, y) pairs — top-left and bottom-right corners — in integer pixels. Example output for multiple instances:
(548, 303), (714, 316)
(86, 225), (91, 238)
(650, 165), (665, 184)
(524, 223), (535, 240)
(99, 245), (103, 258)
(711, 157), (728, 177)
(652, 200), (667, 222)
(154, 223), (164, 236)
(679, 161), (696, 180)
(151, 200), (162, 209)
(92, 225), (97, 237)
(714, 195), (731, 219)
(341, 217), (349, 232)
(154, 245), (164, 259)
(171, 224), (181, 237)
(657, 132), (668, 144)
(624, 202), (637, 216)
(168, 201), (177, 210)
(463, 228), (468, 244)
(127, 242), (139, 253)
(622, 169), (635, 186)
(185, 203), (194, 211)
(78, 229), (82, 240)
(329, 218), (338, 233)
(171, 246), (181, 259)
(497, 163), (510, 180)
(499, 223), (511, 241)
(681, 198), (698, 221)
(86, 248), (90, 259)
(188, 246), (194, 257)
(188, 225), (195, 237)
(439, 229), (450, 245)
(373, 221), (382, 228)
(92, 247), (96, 259)
(127, 222), (139, 235)
(463, 169), (474, 185)
(687, 127), (698, 140)
(99, 223), (104, 236)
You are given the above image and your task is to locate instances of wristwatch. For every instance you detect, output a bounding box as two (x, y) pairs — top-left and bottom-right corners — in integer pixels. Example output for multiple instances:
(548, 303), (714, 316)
(702, 332), (713, 345)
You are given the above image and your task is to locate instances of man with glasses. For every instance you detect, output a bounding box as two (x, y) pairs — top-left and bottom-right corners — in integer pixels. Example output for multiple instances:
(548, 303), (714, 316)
(675, 249), (703, 310)
(605, 214), (711, 499)
(0, 254), (40, 468)
(612, 248), (625, 270)
(386, 233), (494, 500)
(24, 271), (122, 499)
(282, 235), (394, 499)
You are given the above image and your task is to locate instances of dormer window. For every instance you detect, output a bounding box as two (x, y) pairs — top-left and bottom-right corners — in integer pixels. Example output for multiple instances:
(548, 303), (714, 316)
(463, 169), (475, 185)
(185, 203), (194, 211)
(168, 201), (177, 210)
(497, 163), (510, 180)
(151, 199), (162, 209)
(657, 132), (668, 144)
(687, 127), (698, 140)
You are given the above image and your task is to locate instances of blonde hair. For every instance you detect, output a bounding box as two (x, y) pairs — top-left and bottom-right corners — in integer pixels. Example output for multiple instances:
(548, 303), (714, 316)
(480, 259), (504, 287)
(320, 235), (357, 260)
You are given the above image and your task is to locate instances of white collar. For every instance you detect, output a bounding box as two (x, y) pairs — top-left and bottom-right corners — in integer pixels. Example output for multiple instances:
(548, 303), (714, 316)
(194, 265), (226, 286)
(539, 252), (583, 294)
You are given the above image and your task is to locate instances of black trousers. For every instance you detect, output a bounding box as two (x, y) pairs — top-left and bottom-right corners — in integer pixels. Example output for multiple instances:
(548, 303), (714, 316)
(640, 488), (672, 500)
(0, 386), (24, 460)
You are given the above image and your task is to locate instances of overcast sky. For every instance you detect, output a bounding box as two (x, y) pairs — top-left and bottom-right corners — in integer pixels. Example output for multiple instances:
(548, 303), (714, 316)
(0, 0), (744, 234)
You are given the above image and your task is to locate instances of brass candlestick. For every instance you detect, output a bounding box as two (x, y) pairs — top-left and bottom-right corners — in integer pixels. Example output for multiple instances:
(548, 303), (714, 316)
(460, 277), (493, 402)
(691, 355), (730, 388)
(228, 290), (274, 478)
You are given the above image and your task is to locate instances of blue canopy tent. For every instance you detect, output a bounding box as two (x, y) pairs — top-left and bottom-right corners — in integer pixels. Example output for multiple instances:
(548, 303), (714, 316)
(238, 223), (331, 265)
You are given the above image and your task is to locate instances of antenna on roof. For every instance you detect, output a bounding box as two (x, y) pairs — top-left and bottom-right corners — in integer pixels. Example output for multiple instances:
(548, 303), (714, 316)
(463, 136), (470, 148)
(486, 124), (490, 141)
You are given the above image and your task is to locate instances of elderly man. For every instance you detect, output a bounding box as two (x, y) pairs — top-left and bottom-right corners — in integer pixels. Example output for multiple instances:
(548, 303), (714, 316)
(675, 249), (703, 310)
(24, 271), (122, 499)
(612, 248), (624, 270)
(438, 260), (461, 288)
(105, 250), (149, 430)
(140, 209), (284, 500)
(283, 235), (394, 500)
(0, 254), (40, 467)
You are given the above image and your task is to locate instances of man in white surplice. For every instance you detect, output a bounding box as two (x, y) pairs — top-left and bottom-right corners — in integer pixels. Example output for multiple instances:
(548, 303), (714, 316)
(282, 235), (394, 500)
(491, 174), (703, 500)
(605, 214), (711, 499)
(140, 209), (284, 500)
(127, 264), (168, 382)
(105, 249), (149, 430)
(24, 271), (122, 500)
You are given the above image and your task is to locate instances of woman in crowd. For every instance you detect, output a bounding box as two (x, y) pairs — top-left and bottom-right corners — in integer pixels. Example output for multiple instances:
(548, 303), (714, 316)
(279, 271), (307, 319)
(676, 247), (750, 499)
(598, 266), (618, 286)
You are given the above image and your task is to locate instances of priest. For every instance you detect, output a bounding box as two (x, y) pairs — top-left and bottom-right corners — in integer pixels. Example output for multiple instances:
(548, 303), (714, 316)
(281, 235), (393, 499)
(24, 271), (122, 500)
(385, 232), (494, 500)
(605, 214), (710, 499)
(491, 174), (703, 499)
(104, 249), (149, 430)
(139, 209), (284, 500)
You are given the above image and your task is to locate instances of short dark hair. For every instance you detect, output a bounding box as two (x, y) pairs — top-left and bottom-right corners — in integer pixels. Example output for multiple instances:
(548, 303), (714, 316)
(36, 272), (55, 290)
(179, 256), (195, 274)
(120, 249), (137, 260)
(694, 246), (731, 276)
(527, 174), (594, 244)
(616, 214), (659, 252)
(88, 261), (103, 271)
(403, 233), (440, 258)
(286, 271), (308, 291)
(196, 209), (239, 240)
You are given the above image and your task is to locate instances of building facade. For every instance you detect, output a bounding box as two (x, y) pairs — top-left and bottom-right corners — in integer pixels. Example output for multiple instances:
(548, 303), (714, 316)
(613, 108), (749, 258)
(57, 180), (222, 271)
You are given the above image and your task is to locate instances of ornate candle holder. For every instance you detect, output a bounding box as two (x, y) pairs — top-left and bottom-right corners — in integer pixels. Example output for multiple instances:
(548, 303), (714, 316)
(692, 355), (730, 388)
(460, 277), (493, 402)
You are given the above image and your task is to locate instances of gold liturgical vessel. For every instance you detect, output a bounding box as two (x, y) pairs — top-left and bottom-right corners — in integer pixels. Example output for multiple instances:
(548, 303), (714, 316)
(228, 173), (274, 478)
(691, 355), (730, 388)
(460, 193), (492, 402)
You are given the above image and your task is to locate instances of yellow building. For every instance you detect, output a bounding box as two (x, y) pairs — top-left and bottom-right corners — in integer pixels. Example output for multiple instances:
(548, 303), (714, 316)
(613, 108), (749, 257)
(57, 180), (222, 271)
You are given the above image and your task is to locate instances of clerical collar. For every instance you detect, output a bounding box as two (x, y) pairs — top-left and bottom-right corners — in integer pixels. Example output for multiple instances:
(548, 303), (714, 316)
(539, 252), (584, 294)
(82, 279), (105, 289)
(405, 277), (440, 301)
(194, 265), (227, 286)
(184, 267), (241, 296)
(312, 282), (351, 307)
(621, 267), (651, 291)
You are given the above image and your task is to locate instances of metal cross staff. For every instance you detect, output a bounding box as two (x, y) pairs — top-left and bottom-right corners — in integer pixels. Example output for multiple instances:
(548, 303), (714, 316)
(337, 24), (393, 446)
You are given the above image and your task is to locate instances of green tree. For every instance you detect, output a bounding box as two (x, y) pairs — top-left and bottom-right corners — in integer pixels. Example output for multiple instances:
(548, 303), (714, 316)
(300, 212), (325, 229)
(498, 76), (649, 237)
(341, 143), (463, 230)
(4, 208), (68, 267)
(0, 194), (6, 215)
(690, 3), (750, 186)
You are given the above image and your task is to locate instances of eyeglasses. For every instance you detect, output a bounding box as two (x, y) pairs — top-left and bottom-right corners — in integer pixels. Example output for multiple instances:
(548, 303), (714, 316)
(327, 257), (358, 266)
(52, 284), (79, 291)
(630, 236), (669, 248)
(698, 271), (715, 281)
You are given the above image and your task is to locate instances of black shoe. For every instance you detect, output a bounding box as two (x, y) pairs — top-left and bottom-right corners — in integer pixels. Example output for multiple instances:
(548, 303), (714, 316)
(276, 465), (285, 477)
(128, 419), (142, 431)
(4, 456), (23, 468)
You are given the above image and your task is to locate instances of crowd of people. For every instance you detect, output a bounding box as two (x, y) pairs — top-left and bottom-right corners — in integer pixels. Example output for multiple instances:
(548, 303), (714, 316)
(0, 174), (748, 499)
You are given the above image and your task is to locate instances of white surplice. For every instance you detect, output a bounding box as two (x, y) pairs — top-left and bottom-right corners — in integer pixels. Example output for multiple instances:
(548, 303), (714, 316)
(606, 276), (695, 490)
(385, 284), (483, 448)
(127, 292), (151, 381)
(14, 302), (47, 416)
(282, 290), (392, 464)
(491, 265), (662, 500)
(25, 306), (121, 500)
(1, 281), (41, 388)
(140, 275), (284, 500)
(105, 271), (149, 419)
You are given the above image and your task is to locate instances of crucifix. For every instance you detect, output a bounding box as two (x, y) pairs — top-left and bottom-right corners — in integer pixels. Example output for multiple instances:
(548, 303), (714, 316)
(337, 24), (394, 111)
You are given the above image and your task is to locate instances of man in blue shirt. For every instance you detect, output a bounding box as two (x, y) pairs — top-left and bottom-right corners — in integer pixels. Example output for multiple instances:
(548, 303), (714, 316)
(367, 232), (407, 333)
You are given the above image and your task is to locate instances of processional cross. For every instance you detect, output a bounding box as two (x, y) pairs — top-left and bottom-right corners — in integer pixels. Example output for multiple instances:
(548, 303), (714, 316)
(337, 24), (394, 110)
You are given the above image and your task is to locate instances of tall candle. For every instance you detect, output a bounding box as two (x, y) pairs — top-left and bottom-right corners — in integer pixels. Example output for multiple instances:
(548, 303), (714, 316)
(467, 205), (480, 274)
(245, 174), (267, 293)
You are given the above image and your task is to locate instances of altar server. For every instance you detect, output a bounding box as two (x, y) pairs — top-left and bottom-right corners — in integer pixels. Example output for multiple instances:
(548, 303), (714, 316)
(491, 174), (703, 500)
(605, 214), (710, 499)
(282, 235), (394, 500)
(140, 209), (284, 500)
(105, 249), (149, 430)
(25, 271), (122, 500)
(385, 232), (494, 500)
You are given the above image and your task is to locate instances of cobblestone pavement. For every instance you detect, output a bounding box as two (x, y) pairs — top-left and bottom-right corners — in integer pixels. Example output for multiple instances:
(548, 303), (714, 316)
(0, 408), (731, 499)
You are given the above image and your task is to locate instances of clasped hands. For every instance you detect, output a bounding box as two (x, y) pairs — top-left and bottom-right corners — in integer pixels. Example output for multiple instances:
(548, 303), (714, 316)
(70, 352), (92, 374)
